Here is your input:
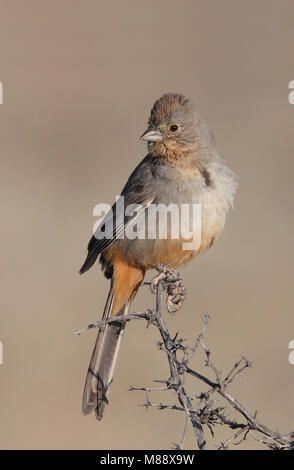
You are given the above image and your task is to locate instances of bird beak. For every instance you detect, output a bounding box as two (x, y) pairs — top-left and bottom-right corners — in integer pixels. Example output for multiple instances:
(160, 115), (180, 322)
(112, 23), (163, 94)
(140, 126), (163, 142)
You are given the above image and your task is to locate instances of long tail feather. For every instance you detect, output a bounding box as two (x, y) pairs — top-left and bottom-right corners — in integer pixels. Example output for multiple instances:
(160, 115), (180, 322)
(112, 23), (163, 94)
(82, 281), (128, 419)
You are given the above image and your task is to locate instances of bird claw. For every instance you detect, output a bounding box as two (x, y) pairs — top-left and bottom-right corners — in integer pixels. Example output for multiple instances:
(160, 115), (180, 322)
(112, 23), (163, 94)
(150, 265), (186, 314)
(150, 271), (167, 294)
(166, 281), (186, 314)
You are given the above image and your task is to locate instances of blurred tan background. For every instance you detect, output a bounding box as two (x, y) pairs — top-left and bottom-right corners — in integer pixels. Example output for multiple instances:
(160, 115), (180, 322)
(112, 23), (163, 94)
(0, 0), (293, 450)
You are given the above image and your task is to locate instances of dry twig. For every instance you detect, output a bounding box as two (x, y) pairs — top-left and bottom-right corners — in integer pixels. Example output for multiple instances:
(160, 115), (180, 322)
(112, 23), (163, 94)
(75, 271), (294, 450)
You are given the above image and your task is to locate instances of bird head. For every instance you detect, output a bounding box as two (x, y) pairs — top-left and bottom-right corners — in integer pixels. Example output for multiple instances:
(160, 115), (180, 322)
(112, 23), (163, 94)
(140, 93), (201, 157)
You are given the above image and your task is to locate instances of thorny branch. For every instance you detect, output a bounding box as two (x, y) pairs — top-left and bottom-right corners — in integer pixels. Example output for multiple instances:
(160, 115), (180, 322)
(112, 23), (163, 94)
(75, 270), (294, 450)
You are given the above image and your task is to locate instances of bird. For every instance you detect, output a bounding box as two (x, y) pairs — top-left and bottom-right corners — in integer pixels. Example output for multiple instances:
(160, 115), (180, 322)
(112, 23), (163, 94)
(80, 93), (238, 420)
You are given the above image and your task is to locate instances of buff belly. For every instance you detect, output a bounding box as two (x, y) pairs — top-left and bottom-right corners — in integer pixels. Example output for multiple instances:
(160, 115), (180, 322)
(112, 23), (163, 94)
(109, 212), (225, 270)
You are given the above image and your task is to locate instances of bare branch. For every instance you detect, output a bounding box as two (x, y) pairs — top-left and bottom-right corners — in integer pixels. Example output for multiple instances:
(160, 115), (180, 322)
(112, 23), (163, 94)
(76, 270), (294, 450)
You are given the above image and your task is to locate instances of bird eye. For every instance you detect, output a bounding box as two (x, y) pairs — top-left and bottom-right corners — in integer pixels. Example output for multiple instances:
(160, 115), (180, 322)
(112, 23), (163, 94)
(170, 124), (179, 132)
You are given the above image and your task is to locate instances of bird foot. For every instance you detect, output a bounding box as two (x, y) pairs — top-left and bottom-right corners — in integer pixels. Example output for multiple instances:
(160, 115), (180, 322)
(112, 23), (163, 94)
(151, 265), (186, 314)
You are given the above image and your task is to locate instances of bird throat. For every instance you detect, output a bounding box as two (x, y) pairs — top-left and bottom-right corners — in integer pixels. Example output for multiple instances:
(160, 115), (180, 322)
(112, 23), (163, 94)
(150, 140), (197, 167)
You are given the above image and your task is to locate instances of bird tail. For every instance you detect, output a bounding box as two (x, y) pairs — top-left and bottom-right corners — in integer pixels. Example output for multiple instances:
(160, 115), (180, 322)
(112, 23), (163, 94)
(82, 281), (128, 419)
(82, 258), (144, 419)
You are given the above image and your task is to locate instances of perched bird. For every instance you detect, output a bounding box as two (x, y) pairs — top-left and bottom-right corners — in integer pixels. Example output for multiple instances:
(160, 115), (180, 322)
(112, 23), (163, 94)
(80, 93), (238, 419)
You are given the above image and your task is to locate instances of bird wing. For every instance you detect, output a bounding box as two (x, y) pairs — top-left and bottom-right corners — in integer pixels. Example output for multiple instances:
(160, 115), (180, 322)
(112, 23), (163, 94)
(79, 156), (155, 273)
